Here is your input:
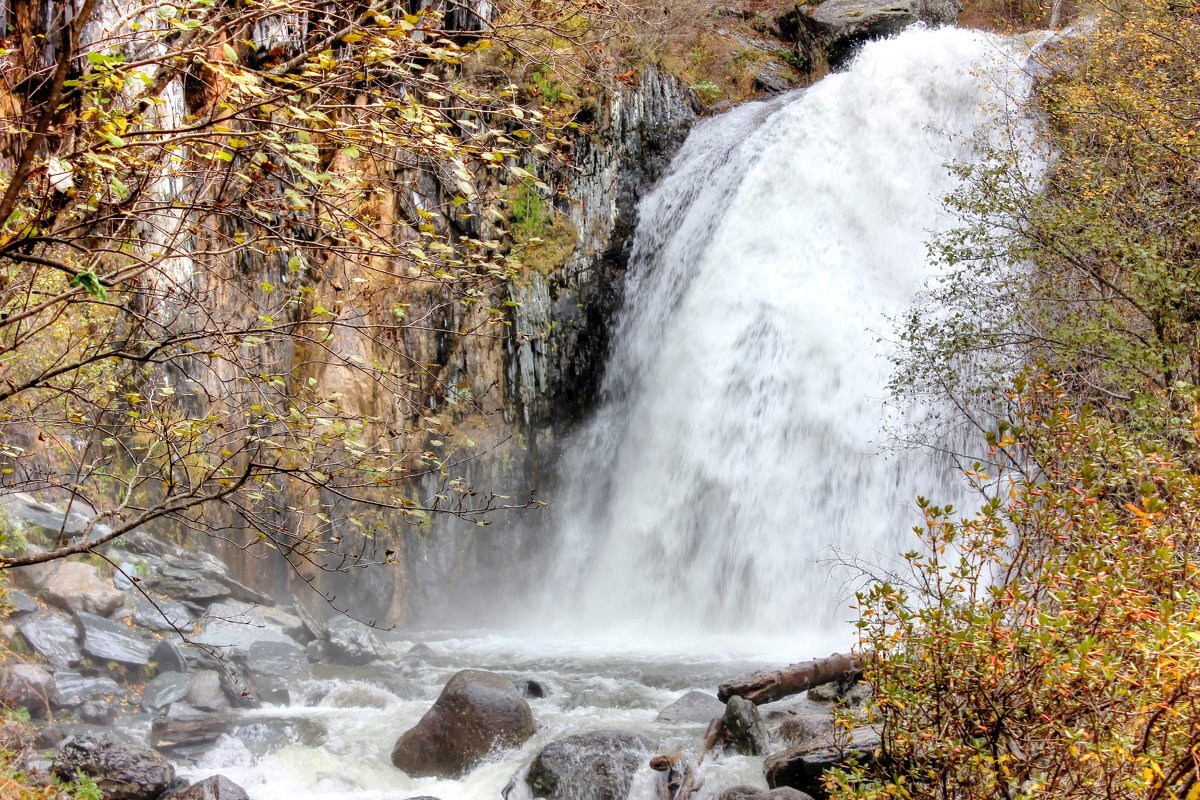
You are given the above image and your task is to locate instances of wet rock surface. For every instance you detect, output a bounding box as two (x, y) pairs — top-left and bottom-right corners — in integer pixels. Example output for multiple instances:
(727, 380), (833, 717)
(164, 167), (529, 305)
(526, 730), (654, 800)
(324, 615), (385, 664)
(765, 726), (882, 800)
(724, 695), (769, 756)
(391, 669), (535, 777)
(76, 611), (155, 666)
(0, 662), (55, 718)
(52, 732), (176, 800)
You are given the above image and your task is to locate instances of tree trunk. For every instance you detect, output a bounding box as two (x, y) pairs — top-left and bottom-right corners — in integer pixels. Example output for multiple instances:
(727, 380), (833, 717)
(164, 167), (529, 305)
(717, 652), (863, 705)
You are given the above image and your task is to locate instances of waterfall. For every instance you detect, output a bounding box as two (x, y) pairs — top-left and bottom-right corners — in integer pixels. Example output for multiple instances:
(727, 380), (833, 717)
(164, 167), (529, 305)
(527, 26), (1038, 656)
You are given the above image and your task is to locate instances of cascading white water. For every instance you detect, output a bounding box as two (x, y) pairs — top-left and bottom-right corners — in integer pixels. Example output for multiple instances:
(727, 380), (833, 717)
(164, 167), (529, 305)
(532, 26), (1037, 656)
(183, 27), (1044, 800)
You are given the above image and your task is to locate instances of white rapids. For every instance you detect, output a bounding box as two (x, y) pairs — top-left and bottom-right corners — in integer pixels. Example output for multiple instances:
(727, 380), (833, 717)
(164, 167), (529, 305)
(182, 25), (1040, 800)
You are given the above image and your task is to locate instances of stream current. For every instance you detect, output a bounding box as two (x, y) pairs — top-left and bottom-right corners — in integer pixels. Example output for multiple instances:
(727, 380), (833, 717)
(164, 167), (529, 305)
(181, 25), (1040, 800)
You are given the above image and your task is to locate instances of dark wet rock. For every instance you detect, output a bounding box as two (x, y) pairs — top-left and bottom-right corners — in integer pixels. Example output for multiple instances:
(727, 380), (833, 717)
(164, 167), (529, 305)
(717, 786), (814, 800)
(166, 774), (250, 800)
(391, 669), (535, 777)
(149, 574), (231, 603)
(790, 0), (959, 67)
(132, 596), (195, 632)
(52, 671), (122, 708)
(151, 710), (236, 752)
(186, 670), (230, 711)
(0, 662), (55, 718)
(806, 679), (870, 707)
(753, 62), (793, 94)
(17, 610), (81, 669)
(656, 690), (725, 724)
(232, 640), (311, 705)
(765, 727), (881, 800)
(79, 700), (117, 725)
(152, 638), (189, 674)
(843, 683), (872, 708)
(324, 616), (385, 664)
(52, 731), (175, 800)
(526, 730), (654, 800)
(516, 678), (552, 699)
(142, 671), (191, 711)
(725, 696), (769, 756)
(293, 602), (326, 641)
(406, 642), (435, 659)
(6, 589), (37, 614)
(0, 493), (98, 539)
(76, 611), (155, 666)
(43, 562), (126, 616)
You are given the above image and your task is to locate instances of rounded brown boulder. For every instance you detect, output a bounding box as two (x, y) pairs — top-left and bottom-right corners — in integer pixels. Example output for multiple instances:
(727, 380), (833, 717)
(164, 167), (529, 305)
(391, 669), (535, 777)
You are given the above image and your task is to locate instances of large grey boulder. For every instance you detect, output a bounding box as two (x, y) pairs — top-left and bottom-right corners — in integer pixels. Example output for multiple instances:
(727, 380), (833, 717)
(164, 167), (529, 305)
(43, 562), (126, 616)
(76, 611), (155, 666)
(765, 727), (881, 799)
(391, 669), (535, 777)
(724, 696), (769, 756)
(187, 670), (231, 711)
(52, 672), (122, 708)
(166, 774), (249, 800)
(132, 595), (195, 632)
(194, 600), (295, 657)
(793, 0), (959, 65)
(656, 690), (724, 724)
(526, 731), (654, 800)
(52, 732), (175, 800)
(17, 610), (81, 668)
(324, 615), (385, 665)
(0, 662), (55, 718)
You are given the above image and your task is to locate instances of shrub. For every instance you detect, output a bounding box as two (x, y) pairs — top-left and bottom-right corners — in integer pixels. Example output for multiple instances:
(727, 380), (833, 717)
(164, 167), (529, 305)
(833, 375), (1200, 800)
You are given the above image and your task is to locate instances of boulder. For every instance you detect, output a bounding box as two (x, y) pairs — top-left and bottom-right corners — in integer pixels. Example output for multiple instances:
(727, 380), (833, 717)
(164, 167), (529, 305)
(152, 638), (190, 674)
(718, 786), (814, 800)
(656, 690), (725, 724)
(526, 731), (654, 800)
(792, 0), (959, 66)
(52, 672), (122, 708)
(724, 696), (769, 756)
(261, 605), (309, 642)
(324, 616), (385, 664)
(76, 611), (155, 666)
(0, 662), (55, 718)
(186, 670), (230, 711)
(43, 562), (126, 616)
(765, 727), (881, 800)
(231, 640), (311, 705)
(0, 717), (34, 752)
(52, 732), (175, 800)
(17, 610), (81, 669)
(391, 669), (534, 777)
(79, 700), (117, 725)
(516, 678), (551, 699)
(142, 671), (191, 711)
(406, 642), (436, 659)
(166, 774), (249, 800)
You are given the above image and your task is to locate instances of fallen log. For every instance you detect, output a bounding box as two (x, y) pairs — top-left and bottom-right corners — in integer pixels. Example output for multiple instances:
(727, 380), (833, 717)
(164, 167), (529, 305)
(717, 652), (863, 705)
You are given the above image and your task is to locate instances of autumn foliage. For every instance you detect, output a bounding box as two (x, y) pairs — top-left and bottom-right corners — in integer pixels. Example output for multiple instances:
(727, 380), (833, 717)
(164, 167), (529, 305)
(833, 375), (1200, 799)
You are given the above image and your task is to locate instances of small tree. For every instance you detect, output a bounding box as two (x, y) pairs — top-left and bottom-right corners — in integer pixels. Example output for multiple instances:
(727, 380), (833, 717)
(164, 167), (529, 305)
(832, 375), (1200, 800)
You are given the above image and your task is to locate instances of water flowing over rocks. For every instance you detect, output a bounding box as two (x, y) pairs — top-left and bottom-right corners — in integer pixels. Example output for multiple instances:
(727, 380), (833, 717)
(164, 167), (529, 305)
(526, 731), (655, 800)
(391, 670), (535, 777)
